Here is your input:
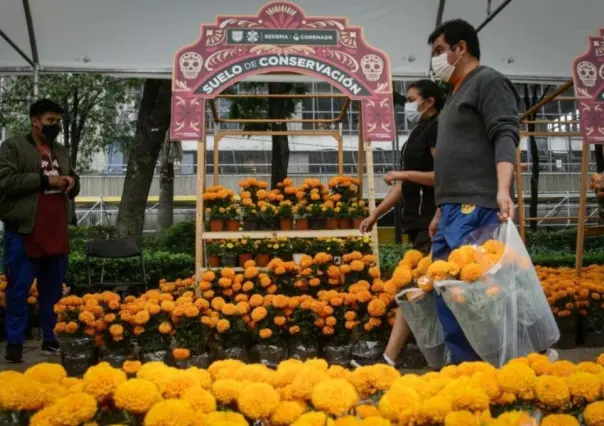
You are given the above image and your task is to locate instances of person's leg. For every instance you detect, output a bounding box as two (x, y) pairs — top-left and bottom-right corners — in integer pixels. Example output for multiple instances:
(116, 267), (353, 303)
(433, 205), (482, 364)
(384, 308), (412, 363)
(3, 231), (38, 362)
(37, 255), (68, 351)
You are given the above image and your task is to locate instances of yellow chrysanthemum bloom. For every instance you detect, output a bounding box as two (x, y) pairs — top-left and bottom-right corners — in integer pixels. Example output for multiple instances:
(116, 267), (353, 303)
(289, 367), (330, 401)
(578, 362), (604, 375)
(451, 387), (489, 412)
(40, 382), (67, 405)
(379, 386), (420, 421)
(541, 414), (579, 426)
(355, 404), (381, 419)
(327, 365), (352, 381)
(237, 382), (280, 420)
(549, 360), (578, 377)
(334, 416), (358, 426)
(144, 399), (194, 426)
(185, 367), (212, 389)
(269, 400), (306, 425)
(211, 379), (242, 404)
(233, 364), (277, 385)
(274, 359), (304, 387)
(359, 417), (391, 426)
(207, 359), (245, 380)
(46, 392), (97, 426)
(202, 411), (248, 426)
(0, 373), (46, 412)
(181, 387), (216, 414)
(567, 372), (602, 404)
(159, 369), (198, 399)
(418, 395), (453, 424)
(535, 375), (570, 410)
(114, 379), (162, 415)
(469, 371), (502, 402)
(489, 410), (536, 426)
(292, 411), (335, 426)
(443, 410), (481, 426)
(348, 365), (400, 398)
(496, 363), (536, 398)
(585, 401), (604, 426)
(122, 360), (142, 375)
(24, 363), (67, 384)
(311, 379), (358, 416)
(83, 362), (127, 402)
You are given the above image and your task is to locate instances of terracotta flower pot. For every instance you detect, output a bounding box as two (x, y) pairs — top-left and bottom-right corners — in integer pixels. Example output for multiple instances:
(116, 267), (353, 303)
(243, 219), (258, 231)
(256, 254), (271, 267)
(280, 217), (293, 231)
(295, 218), (309, 231)
(326, 218), (338, 230)
(352, 217), (364, 229)
(208, 256), (221, 268)
(239, 253), (253, 268)
(338, 218), (352, 229)
(226, 219), (240, 232)
(209, 219), (224, 232)
(309, 218), (324, 230)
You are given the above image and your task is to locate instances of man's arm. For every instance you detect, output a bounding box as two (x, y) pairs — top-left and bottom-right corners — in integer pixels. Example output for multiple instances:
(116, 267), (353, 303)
(67, 163), (80, 199)
(479, 75), (520, 220)
(0, 140), (46, 197)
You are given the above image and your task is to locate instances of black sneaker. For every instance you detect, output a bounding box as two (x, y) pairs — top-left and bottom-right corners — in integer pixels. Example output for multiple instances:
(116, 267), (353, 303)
(41, 341), (60, 356)
(4, 343), (24, 363)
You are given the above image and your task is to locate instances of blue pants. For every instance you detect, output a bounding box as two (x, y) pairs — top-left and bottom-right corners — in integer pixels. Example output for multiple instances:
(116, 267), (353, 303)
(432, 204), (500, 364)
(2, 231), (67, 344)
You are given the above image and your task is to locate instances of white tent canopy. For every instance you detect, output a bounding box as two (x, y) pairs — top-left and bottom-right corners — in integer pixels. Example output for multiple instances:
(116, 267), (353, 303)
(1, 0), (602, 81)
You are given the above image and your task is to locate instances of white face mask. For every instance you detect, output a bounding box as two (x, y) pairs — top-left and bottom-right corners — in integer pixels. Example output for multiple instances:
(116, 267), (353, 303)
(431, 52), (457, 83)
(404, 101), (423, 126)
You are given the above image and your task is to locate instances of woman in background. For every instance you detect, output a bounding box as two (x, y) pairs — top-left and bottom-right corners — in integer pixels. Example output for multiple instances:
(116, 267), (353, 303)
(355, 79), (444, 367)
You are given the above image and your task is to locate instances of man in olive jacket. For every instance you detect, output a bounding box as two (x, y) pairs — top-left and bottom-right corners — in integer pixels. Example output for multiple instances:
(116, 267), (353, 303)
(0, 99), (80, 363)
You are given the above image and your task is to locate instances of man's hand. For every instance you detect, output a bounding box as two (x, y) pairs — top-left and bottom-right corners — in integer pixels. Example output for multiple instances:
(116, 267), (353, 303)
(359, 215), (377, 233)
(497, 190), (515, 222)
(48, 175), (68, 190)
(63, 176), (75, 193)
(384, 171), (406, 186)
(429, 210), (441, 239)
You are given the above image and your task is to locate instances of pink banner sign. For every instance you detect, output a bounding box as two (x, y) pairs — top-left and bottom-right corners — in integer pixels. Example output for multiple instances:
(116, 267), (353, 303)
(170, 1), (394, 142)
(572, 28), (604, 144)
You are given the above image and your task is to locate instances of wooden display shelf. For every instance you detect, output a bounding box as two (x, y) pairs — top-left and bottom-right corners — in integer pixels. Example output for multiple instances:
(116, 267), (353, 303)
(585, 225), (604, 238)
(202, 230), (363, 240)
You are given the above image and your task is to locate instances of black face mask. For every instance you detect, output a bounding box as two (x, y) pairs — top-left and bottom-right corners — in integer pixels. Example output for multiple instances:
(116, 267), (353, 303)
(41, 124), (60, 142)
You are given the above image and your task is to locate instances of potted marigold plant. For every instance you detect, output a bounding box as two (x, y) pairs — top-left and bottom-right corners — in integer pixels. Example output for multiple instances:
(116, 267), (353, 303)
(328, 175), (361, 203)
(211, 299), (250, 362)
(239, 177), (269, 203)
(292, 238), (309, 264)
(288, 300), (320, 360)
(225, 205), (241, 232)
(254, 239), (272, 267)
(206, 206), (229, 232)
(323, 203), (338, 230)
(250, 295), (290, 367)
(350, 200), (369, 229)
(237, 238), (255, 268)
(206, 240), (223, 268)
(258, 203), (278, 230)
(308, 203), (325, 230)
(172, 298), (212, 368)
(241, 201), (259, 231)
(320, 292), (358, 366)
(278, 201), (294, 231)
(53, 295), (99, 376)
(345, 236), (373, 255)
(220, 240), (237, 267)
(336, 202), (353, 229)
(129, 298), (173, 364)
(579, 282), (604, 347)
(542, 277), (578, 349)
(278, 177), (299, 203)
(294, 203), (309, 230)
(100, 312), (136, 368)
(352, 296), (391, 365)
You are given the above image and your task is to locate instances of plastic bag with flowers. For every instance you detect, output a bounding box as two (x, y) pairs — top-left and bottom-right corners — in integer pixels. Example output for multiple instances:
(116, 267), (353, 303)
(393, 250), (450, 369)
(317, 290), (358, 366)
(351, 293), (391, 365)
(250, 294), (291, 367)
(287, 295), (321, 360)
(434, 220), (559, 367)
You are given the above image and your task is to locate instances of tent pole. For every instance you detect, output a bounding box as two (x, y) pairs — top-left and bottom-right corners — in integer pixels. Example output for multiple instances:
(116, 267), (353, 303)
(476, 0), (513, 33)
(33, 65), (39, 100)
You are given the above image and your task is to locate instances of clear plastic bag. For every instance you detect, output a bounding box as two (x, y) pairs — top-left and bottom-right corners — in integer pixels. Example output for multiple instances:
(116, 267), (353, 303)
(322, 343), (353, 366)
(435, 220), (560, 367)
(252, 343), (288, 368)
(288, 343), (319, 361)
(59, 336), (97, 377)
(396, 289), (449, 369)
(350, 340), (385, 365)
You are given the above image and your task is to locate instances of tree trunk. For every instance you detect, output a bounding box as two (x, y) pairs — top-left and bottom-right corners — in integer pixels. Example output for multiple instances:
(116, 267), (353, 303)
(115, 79), (172, 239)
(158, 161), (174, 230)
(268, 83), (289, 189)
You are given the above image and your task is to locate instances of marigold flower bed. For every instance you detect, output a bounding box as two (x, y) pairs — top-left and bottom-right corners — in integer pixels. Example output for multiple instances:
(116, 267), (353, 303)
(4, 355), (604, 425)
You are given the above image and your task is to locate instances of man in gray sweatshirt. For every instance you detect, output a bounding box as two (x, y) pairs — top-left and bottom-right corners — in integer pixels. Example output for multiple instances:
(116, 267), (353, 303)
(427, 19), (520, 364)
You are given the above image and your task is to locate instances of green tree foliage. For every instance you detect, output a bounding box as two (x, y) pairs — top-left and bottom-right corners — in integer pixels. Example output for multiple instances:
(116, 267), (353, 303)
(226, 82), (307, 188)
(0, 74), (142, 171)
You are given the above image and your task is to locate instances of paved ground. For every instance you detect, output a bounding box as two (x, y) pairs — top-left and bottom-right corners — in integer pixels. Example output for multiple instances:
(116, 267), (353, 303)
(1, 340), (603, 373)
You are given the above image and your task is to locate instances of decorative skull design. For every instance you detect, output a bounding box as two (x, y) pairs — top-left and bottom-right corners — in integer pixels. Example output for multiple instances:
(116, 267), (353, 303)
(179, 52), (203, 80)
(361, 54), (384, 82)
(577, 61), (597, 87)
(600, 64), (604, 81)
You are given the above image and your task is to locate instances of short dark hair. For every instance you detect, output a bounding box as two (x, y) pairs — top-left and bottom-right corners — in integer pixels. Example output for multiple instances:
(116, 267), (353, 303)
(428, 19), (481, 60)
(29, 99), (63, 118)
(408, 79), (445, 112)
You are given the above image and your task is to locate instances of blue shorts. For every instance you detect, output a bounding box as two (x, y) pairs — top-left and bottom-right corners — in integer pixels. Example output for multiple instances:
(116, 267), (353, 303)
(432, 203), (500, 364)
